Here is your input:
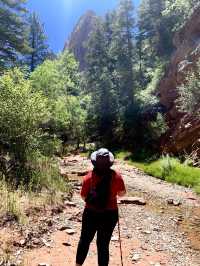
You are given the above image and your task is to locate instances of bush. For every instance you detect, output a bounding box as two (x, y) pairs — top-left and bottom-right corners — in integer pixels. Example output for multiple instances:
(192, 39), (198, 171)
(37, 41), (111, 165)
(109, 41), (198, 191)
(176, 60), (200, 115)
(135, 64), (165, 108)
(0, 68), (50, 186)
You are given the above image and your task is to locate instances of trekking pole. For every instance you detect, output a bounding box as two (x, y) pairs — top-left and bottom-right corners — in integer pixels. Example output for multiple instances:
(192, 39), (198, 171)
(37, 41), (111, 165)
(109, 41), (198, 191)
(117, 215), (124, 266)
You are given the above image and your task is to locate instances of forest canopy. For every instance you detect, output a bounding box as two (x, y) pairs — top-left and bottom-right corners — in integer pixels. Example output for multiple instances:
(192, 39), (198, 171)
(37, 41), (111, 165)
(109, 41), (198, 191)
(0, 0), (199, 188)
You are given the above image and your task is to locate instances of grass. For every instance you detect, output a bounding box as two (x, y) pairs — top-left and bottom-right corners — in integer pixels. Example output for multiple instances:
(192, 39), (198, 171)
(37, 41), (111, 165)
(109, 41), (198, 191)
(114, 150), (200, 194)
(0, 179), (27, 224)
(0, 178), (69, 226)
(0, 156), (72, 225)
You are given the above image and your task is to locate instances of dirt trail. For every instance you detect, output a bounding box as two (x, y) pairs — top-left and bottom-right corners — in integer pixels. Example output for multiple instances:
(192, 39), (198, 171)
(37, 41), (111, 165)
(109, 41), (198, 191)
(23, 155), (200, 266)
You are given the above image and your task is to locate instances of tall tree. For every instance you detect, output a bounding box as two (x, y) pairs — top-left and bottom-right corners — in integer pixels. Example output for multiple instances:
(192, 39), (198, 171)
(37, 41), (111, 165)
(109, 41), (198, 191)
(137, 0), (174, 59)
(111, 0), (135, 107)
(110, 0), (138, 144)
(26, 12), (50, 71)
(0, 0), (28, 71)
(136, 0), (175, 90)
(85, 18), (120, 147)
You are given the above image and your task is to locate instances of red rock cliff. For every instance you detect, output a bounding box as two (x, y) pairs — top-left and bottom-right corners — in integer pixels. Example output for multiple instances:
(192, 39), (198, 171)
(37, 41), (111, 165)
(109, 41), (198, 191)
(158, 6), (200, 155)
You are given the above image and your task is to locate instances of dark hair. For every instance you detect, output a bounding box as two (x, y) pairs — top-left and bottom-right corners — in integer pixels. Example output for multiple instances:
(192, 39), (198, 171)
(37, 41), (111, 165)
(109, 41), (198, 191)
(85, 168), (113, 209)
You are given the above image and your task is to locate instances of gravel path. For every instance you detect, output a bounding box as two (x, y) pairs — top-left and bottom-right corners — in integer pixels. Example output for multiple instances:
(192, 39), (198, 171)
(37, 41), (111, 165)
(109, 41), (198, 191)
(22, 155), (200, 266)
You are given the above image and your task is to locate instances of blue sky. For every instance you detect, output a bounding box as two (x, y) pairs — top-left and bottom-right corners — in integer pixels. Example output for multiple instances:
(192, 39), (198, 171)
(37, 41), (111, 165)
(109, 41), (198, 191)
(27, 0), (140, 53)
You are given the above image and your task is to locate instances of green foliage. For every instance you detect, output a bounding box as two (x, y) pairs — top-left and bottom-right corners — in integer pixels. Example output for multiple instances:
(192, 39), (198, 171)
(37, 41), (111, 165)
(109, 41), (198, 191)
(136, 0), (175, 90)
(148, 113), (168, 139)
(0, 0), (29, 71)
(85, 0), (139, 147)
(0, 68), (48, 148)
(85, 17), (121, 147)
(162, 0), (199, 31)
(0, 68), (49, 185)
(0, 67), (72, 192)
(137, 0), (174, 59)
(176, 60), (200, 115)
(31, 51), (87, 146)
(136, 63), (165, 107)
(25, 12), (51, 71)
(111, 0), (135, 106)
(31, 51), (80, 97)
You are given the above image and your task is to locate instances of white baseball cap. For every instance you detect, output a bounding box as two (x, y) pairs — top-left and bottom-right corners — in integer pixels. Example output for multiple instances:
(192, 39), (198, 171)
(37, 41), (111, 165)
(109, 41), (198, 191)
(90, 148), (114, 166)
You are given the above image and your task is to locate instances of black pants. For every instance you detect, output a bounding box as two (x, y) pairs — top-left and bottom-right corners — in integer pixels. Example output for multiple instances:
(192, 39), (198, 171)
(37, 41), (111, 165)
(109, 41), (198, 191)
(76, 208), (118, 266)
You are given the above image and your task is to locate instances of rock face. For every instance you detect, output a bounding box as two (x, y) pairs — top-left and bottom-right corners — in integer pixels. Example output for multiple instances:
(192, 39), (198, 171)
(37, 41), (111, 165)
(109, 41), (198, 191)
(64, 10), (98, 71)
(158, 6), (200, 154)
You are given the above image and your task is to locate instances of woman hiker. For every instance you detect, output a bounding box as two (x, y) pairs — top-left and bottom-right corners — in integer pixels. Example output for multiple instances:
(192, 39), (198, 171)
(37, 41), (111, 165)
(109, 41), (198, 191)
(75, 148), (126, 266)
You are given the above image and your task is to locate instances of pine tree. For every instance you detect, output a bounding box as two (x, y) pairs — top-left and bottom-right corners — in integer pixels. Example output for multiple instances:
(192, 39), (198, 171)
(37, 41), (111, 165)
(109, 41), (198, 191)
(111, 0), (135, 107)
(138, 0), (174, 60)
(85, 18), (119, 147)
(0, 0), (29, 71)
(135, 0), (176, 91)
(109, 0), (138, 145)
(26, 12), (50, 71)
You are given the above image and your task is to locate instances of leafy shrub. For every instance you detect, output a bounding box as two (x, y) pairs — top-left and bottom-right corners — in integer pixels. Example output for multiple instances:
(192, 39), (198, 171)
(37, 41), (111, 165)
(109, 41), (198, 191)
(0, 68), (49, 186)
(176, 60), (200, 115)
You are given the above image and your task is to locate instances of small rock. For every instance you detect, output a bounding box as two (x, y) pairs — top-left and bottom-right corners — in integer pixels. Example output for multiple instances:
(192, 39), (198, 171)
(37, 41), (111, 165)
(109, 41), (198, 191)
(167, 198), (182, 206)
(46, 219), (53, 226)
(19, 239), (26, 246)
(141, 244), (148, 250)
(62, 242), (71, 246)
(64, 200), (76, 207)
(155, 246), (165, 252)
(173, 199), (182, 206)
(51, 205), (64, 215)
(59, 225), (72, 231)
(119, 196), (146, 205)
(42, 238), (51, 248)
(142, 230), (151, 234)
(15, 250), (22, 256)
(65, 229), (76, 235)
(167, 199), (173, 205)
(132, 253), (141, 261)
(13, 239), (26, 247)
(32, 238), (41, 245)
(153, 226), (161, 232)
(111, 235), (119, 241)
